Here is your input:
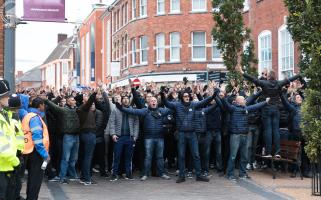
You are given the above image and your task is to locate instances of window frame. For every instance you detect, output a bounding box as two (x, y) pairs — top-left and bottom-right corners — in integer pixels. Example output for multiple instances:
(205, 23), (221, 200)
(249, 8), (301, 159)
(278, 24), (294, 79)
(156, 33), (165, 63)
(191, 31), (207, 61)
(191, 0), (207, 12)
(139, 35), (148, 64)
(170, 32), (181, 62)
(258, 30), (272, 75)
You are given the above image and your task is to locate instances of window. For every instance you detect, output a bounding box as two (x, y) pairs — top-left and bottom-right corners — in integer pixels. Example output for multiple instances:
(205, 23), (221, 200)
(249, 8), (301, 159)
(192, 32), (206, 61)
(258, 30), (272, 75)
(243, 0), (249, 12)
(170, 32), (180, 61)
(156, 33), (165, 62)
(81, 37), (85, 83)
(212, 40), (221, 60)
(85, 32), (90, 85)
(132, 0), (137, 19)
(140, 0), (147, 17)
(192, 0), (206, 12)
(63, 62), (68, 74)
(122, 5), (125, 26)
(131, 38), (136, 65)
(170, 0), (180, 13)
(157, 0), (165, 15)
(278, 25), (294, 79)
(140, 36), (148, 64)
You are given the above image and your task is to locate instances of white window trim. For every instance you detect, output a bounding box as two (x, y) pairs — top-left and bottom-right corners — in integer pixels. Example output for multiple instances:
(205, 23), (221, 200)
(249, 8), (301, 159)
(212, 39), (222, 62)
(157, 0), (165, 15)
(132, 0), (136, 19)
(140, 36), (148, 64)
(170, 32), (181, 62)
(156, 33), (165, 63)
(131, 38), (136, 65)
(243, 0), (249, 12)
(191, 0), (207, 12)
(258, 30), (272, 75)
(140, 0), (147, 17)
(170, 0), (181, 14)
(278, 24), (294, 80)
(191, 32), (207, 61)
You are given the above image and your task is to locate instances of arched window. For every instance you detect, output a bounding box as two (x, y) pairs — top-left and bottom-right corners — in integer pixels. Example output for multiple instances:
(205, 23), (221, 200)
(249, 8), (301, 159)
(278, 25), (294, 79)
(258, 30), (272, 75)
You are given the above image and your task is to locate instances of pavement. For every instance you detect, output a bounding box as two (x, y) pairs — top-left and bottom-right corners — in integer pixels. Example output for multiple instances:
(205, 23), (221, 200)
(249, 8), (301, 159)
(19, 169), (306, 200)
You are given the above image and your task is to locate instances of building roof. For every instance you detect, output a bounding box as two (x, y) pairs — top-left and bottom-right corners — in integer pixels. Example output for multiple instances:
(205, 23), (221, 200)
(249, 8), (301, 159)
(16, 66), (42, 84)
(42, 36), (74, 65)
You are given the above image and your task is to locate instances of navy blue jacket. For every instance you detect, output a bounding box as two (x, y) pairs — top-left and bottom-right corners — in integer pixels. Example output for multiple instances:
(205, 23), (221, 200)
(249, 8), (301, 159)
(281, 94), (301, 132)
(119, 107), (171, 139)
(163, 96), (214, 132)
(222, 99), (267, 134)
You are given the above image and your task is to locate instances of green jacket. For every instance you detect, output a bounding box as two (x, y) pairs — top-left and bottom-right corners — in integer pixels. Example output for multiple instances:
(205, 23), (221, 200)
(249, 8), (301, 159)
(44, 99), (80, 134)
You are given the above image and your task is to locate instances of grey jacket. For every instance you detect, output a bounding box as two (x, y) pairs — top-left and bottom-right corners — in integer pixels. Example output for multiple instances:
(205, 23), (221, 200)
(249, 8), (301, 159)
(108, 106), (139, 138)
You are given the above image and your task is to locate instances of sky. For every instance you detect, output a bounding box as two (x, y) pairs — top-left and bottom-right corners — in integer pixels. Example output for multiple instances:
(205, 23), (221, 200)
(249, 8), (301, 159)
(15, 0), (114, 72)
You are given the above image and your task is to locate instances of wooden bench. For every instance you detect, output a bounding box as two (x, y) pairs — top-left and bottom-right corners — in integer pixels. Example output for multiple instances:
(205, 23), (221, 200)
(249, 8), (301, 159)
(255, 140), (303, 179)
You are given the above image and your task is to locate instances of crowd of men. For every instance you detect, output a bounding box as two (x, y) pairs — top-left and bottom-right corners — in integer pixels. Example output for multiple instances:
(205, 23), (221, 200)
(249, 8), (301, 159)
(0, 68), (310, 200)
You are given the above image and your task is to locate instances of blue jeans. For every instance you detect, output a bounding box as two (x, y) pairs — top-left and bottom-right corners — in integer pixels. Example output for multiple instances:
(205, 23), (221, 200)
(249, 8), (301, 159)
(227, 134), (248, 177)
(144, 138), (165, 176)
(112, 135), (135, 176)
(59, 134), (79, 180)
(246, 125), (259, 164)
(262, 106), (280, 155)
(80, 132), (96, 182)
(177, 132), (202, 178)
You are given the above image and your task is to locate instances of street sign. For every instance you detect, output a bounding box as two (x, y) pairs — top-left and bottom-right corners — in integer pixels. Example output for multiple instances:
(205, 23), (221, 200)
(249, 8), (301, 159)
(196, 73), (207, 82)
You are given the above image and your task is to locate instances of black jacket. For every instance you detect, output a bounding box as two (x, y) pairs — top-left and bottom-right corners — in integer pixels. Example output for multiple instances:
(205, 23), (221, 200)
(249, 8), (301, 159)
(243, 73), (300, 105)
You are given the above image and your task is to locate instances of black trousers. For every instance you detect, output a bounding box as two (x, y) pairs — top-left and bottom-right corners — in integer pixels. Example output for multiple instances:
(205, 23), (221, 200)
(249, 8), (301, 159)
(93, 139), (106, 175)
(26, 150), (44, 200)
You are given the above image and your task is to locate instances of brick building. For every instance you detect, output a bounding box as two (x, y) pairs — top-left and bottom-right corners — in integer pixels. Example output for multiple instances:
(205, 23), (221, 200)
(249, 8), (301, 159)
(40, 34), (76, 89)
(100, 0), (224, 86)
(16, 66), (42, 90)
(82, 0), (299, 86)
(78, 7), (105, 87)
(243, 0), (299, 79)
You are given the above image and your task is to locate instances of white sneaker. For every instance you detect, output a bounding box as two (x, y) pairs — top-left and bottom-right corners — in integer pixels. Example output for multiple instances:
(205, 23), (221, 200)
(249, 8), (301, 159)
(246, 163), (252, 170)
(253, 162), (258, 169)
(160, 174), (171, 180)
(140, 175), (148, 181)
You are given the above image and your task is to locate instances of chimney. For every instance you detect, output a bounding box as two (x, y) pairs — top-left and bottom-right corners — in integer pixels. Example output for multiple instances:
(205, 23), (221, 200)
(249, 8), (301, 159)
(17, 71), (23, 78)
(58, 34), (68, 43)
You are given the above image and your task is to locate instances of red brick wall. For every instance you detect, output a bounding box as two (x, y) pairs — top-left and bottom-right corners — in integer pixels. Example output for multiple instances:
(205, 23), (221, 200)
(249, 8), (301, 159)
(243, 0), (299, 78)
(110, 0), (220, 80)
(79, 9), (104, 86)
(0, 0), (4, 77)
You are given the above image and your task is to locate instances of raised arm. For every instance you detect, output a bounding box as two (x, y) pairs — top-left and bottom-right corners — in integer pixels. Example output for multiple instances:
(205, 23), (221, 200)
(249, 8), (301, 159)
(131, 88), (145, 109)
(221, 97), (236, 112)
(79, 92), (97, 112)
(44, 99), (64, 114)
(243, 73), (265, 88)
(160, 92), (177, 110)
(194, 88), (219, 109)
(246, 90), (263, 106)
(203, 104), (218, 114)
(247, 101), (268, 112)
(279, 74), (301, 87)
(117, 104), (148, 117)
(280, 93), (296, 112)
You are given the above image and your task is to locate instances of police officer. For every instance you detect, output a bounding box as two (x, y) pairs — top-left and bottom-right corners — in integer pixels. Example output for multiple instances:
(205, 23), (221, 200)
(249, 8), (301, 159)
(0, 80), (20, 200)
(8, 94), (25, 200)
